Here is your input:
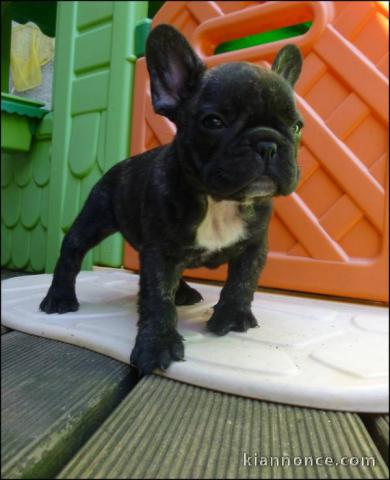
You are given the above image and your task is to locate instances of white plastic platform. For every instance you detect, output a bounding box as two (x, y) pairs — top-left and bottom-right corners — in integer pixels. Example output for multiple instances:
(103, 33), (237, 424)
(2, 270), (388, 412)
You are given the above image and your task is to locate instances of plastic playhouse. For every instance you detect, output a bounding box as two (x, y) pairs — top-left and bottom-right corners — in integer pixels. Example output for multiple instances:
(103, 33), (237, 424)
(2, 1), (388, 303)
(2, 1), (148, 274)
(1, 2), (389, 479)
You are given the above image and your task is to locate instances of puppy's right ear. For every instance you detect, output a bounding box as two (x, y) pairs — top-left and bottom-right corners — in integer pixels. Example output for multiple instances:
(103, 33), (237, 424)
(272, 44), (303, 87)
(146, 24), (205, 122)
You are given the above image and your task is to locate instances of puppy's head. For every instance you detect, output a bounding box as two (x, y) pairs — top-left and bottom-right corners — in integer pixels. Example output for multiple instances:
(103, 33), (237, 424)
(146, 25), (304, 200)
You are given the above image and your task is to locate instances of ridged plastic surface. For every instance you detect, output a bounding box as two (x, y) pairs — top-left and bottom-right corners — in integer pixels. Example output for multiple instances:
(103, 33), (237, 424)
(123, 1), (389, 302)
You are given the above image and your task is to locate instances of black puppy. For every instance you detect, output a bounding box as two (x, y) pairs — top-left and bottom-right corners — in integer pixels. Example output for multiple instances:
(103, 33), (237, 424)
(40, 25), (303, 376)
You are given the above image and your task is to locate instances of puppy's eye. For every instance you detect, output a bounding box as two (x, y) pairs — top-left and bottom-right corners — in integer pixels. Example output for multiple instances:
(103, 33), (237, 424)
(202, 114), (226, 130)
(293, 120), (303, 134)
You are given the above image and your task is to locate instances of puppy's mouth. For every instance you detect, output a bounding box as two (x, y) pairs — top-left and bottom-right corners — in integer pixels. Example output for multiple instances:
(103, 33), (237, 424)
(239, 176), (277, 199)
(209, 176), (277, 202)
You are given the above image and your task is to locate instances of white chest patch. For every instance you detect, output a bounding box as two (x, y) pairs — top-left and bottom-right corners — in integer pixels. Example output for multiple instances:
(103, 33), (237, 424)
(196, 197), (247, 251)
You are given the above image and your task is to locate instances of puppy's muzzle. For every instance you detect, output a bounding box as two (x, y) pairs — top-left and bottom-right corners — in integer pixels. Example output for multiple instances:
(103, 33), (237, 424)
(247, 127), (285, 151)
(246, 126), (287, 173)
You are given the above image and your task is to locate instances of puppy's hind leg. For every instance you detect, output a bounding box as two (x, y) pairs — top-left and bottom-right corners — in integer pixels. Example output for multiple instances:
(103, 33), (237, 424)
(175, 278), (203, 306)
(40, 183), (118, 314)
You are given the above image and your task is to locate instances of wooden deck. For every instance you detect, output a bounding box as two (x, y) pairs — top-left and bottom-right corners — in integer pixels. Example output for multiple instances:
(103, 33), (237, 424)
(1, 271), (388, 479)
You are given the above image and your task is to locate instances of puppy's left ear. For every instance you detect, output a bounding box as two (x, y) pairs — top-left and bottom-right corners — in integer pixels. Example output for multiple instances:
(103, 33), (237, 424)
(272, 44), (303, 87)
(146, 24), (205, 122)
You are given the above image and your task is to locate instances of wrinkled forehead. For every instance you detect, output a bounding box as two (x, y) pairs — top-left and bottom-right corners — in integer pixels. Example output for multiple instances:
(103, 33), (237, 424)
(199, 62), (297, 118)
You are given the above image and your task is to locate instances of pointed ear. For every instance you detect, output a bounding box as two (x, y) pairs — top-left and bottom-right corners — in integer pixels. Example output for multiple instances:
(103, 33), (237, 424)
(272, 44), (303, 87)
(146, 24), (205, 122)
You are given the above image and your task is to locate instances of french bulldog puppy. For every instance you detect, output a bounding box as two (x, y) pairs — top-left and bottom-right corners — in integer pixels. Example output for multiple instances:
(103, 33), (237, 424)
(40, 25), (303, 376)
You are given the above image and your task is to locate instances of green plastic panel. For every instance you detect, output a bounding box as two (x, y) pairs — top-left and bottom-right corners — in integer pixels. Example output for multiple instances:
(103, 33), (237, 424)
(76, 1), (113, 30)
(135, 19), (152, 57)
(1, 94), (49, 152)
(46, 1), (148, 272)
(1, 114), (53, 272)
(74, 24), (112, 72)
(1, 112), (32, 152)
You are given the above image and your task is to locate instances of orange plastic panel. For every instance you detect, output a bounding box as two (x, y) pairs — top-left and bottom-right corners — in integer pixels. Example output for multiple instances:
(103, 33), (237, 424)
(124, 1), (389, 303)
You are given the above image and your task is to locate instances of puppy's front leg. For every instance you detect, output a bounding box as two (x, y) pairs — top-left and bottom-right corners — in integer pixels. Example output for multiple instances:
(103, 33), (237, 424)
(207, 242), (267, 336)
(130, 247), (184, 376)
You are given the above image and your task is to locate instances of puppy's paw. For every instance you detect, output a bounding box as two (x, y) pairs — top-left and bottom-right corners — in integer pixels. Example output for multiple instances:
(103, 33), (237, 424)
(130, 328), (185, 376)
(39, 289), (79, 314)
(207, 307), (258, 336)
(175, 281), (203, 306)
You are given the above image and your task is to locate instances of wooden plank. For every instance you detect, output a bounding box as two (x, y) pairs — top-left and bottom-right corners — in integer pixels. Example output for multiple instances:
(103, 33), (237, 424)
(362, 415), (389, 465)
(59, 376), (389, 479)
(1, 332), (137, 479)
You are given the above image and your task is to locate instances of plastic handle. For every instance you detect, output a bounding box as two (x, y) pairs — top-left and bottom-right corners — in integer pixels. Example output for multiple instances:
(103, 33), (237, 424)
(192, 1), (334, 65)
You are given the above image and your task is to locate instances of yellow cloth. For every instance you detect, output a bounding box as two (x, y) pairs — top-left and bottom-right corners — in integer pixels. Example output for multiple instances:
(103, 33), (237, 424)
(10, 22), (55, 92)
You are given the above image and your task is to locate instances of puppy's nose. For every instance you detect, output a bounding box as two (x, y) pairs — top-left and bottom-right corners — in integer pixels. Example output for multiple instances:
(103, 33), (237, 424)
(257, 141), (277, 160)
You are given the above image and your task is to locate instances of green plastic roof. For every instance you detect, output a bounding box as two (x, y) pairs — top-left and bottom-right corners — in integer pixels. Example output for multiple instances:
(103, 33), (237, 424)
(1, 93), (48, 119)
